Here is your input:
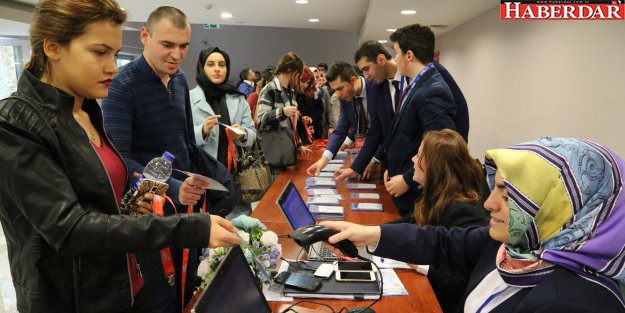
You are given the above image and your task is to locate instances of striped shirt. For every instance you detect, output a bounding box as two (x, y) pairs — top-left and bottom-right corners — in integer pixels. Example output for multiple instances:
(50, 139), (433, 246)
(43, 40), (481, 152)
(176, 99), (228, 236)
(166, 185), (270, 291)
(102, 55), (195, 203)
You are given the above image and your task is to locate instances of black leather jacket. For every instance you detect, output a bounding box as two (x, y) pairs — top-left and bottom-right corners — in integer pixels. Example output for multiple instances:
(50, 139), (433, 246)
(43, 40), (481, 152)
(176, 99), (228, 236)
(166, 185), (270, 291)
(0, 70), (213, 313)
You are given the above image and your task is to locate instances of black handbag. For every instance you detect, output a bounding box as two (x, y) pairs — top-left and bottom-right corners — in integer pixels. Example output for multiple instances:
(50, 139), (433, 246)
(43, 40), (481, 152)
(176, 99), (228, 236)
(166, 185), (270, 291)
(258, 124), (297, 168)
(236, 138), (272, 203)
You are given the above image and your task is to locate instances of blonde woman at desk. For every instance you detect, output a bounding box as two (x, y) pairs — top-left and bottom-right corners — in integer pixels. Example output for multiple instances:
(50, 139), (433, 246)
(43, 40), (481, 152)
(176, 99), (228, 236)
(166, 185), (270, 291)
(322, 137), (625, 312)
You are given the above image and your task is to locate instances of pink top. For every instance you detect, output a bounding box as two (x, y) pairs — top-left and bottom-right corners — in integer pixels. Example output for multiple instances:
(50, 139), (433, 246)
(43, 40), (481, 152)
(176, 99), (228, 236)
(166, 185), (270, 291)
(91, 134), (144, 295)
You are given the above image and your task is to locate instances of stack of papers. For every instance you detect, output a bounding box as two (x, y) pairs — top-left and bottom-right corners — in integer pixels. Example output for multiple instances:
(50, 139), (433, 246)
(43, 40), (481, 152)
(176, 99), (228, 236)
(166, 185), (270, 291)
(306, 176), (337, 189)
(307, 195), (341, 205)
(351, 203), (383, 211)
(322, 164), (343, 172)
(309, 204), (345, 220)
(307, 188), (337, 196)
(345, 183), (377, 190)
(372, 256), (411, 269)
(350, 193), (380, 200)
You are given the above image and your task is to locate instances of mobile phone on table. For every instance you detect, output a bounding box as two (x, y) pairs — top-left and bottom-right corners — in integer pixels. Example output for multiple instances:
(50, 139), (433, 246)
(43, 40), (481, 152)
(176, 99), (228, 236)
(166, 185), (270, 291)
(335, 261), (374, 272)
(273, 272), (322, 291)
(334, 271), (376, 282)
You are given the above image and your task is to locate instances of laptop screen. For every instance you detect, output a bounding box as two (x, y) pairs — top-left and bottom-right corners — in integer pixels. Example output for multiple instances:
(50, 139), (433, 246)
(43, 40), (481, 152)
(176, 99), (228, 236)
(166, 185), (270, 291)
(192, 246), (271, 313)
(277, 181), (316, 230)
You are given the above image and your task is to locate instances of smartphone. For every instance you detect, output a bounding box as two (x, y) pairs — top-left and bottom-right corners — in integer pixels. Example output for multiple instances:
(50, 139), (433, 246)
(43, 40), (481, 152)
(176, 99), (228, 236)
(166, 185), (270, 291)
(273, 272), (322, 291)
(120, 178), (169, 216)
(336, 261), (374, 272)
(335, 271), (376, 282)
(136, 178), (169, 195)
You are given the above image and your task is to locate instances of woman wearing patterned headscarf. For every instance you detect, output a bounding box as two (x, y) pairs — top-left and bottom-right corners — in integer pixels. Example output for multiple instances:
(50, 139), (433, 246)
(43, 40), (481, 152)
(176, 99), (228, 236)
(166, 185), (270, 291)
(190, 46), (256, 173)
(321, 137), (625, 312)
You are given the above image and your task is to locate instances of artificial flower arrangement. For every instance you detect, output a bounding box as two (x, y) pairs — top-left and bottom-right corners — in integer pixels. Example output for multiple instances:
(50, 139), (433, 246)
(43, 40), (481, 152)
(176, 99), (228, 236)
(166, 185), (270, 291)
(197, 215), (281, 288)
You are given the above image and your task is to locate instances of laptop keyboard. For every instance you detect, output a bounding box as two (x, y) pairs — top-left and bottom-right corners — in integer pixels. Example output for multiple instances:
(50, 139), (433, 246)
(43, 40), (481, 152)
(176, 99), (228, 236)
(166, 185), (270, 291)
(308, 242), (339, 261)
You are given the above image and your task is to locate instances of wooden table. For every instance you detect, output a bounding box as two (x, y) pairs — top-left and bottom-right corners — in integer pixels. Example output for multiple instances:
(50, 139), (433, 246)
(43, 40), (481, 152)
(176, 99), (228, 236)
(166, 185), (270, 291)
(251, 149), (442, 313)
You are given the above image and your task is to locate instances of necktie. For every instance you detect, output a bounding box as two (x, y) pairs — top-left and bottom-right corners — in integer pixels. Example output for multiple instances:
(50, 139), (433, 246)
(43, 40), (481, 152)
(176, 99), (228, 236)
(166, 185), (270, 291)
(397, 85), (410, 115)
(391, 80), (400, 112)
(355, 97), (367, 135)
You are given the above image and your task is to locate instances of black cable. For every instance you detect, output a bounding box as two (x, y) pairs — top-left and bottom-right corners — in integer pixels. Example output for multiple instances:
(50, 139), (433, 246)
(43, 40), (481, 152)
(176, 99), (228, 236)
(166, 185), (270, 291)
(351, 255), (384, 313)
(280, 300), (338, 313)
(280, 257), (317, 272)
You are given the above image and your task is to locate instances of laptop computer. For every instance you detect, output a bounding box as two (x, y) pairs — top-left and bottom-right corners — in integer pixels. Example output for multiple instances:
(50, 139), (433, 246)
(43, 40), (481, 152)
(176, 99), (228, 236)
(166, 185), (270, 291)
(191, 245), (272, 313)
(277, 180), (339, 261)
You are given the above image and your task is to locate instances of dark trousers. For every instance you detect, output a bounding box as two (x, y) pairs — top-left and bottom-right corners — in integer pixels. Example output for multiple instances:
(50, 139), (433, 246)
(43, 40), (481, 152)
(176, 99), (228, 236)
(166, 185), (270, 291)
(115, 288), (157, 313)
(136, 201), (199, 313)
(136, 249), (199, 313)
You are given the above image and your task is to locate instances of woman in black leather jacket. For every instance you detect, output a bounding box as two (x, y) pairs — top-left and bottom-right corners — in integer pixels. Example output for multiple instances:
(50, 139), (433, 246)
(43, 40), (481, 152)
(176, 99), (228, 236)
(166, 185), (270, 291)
(0, 1), (241, 312)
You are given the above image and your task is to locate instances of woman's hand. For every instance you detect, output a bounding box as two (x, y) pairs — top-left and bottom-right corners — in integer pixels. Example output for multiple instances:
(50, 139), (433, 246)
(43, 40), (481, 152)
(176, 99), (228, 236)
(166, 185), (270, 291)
(298, 145), (312, 156)
(208, 215), (242, 248)
(283, 106), (298, 118)
(302, 116), (312, 125)
(230, 123), (246, 140)
(202, 115), (221, 138)
(136, 192), (154, 215)
(319, 221), (381, 247)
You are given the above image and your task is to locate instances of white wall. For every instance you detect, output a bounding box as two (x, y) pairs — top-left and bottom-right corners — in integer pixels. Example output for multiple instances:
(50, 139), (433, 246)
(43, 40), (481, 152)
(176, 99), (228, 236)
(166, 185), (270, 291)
(437, 7), (625, 158)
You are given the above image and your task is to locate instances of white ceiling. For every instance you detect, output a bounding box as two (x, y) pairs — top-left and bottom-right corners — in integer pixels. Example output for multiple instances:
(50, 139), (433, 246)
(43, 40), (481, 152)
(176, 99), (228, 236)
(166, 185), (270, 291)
(1, 0), (498, 41)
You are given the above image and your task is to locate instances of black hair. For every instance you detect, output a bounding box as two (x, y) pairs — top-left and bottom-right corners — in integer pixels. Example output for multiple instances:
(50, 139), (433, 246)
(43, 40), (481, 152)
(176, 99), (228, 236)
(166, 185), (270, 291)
(354, 40), (392, 64)
(238, 67), (251, 86)
(325, 61), (357, 84)
(389, 24), (435, 64)
(317, 62), (328, 71)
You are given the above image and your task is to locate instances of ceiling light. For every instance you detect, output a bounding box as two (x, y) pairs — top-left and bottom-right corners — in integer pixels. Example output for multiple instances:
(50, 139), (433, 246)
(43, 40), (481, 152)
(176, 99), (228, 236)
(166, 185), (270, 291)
(387, 28), (396, 32)
(221, 12), (232, 19)
(308, 18), (319, 22)
(378, 40), (388, 43)
(296, 0), (309, 3)
(401, 10), (417, 15)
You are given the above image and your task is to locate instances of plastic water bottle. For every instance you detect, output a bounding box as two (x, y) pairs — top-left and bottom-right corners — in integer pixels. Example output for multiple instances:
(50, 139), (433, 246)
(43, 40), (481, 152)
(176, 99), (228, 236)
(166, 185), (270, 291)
(120, 151), (175, 214)
(140, 151), (175, 183)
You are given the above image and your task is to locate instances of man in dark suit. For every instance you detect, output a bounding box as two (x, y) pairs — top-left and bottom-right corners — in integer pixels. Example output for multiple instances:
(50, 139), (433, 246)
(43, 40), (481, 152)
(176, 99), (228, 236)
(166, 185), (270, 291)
(385, 24), (457, 216)
(307, 61), (375, 175)
(336, 41), (470, 185)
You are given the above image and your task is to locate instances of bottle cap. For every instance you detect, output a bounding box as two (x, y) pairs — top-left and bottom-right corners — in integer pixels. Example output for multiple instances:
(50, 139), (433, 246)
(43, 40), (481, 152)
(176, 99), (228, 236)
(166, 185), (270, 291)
(162, 151), (175, 162)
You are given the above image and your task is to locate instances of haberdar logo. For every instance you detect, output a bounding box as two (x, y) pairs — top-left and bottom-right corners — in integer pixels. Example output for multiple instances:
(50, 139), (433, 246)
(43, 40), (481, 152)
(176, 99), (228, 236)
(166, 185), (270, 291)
(500, 0), (625, 20)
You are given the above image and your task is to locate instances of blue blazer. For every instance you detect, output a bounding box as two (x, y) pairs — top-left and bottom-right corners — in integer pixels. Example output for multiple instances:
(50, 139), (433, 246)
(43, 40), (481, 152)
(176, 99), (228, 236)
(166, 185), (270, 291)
(385, 67), (456, 189)
(325, 78), (376, 157)
(349, 80), (395, 174)
(434, 62), (469, 142)
(374, 225), (624, 313)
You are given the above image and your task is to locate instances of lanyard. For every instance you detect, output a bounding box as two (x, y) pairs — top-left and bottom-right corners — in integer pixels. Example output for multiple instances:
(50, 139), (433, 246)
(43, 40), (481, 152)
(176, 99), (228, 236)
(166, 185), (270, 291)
(152, 193), (207, 312)
(476, 289), (504, 313)
(400, 63), (435, 107)
(224, 128), (238, 174)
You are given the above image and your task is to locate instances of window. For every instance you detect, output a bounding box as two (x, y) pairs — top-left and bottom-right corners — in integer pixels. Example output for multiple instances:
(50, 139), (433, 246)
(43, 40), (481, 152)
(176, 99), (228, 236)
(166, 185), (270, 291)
(116, 53), (136, 69)
(0, 46), (22, 99)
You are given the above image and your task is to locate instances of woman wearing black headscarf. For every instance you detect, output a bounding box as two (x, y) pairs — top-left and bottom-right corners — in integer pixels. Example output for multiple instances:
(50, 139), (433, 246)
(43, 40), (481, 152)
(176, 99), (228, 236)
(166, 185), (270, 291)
(190, 47), (256, 173)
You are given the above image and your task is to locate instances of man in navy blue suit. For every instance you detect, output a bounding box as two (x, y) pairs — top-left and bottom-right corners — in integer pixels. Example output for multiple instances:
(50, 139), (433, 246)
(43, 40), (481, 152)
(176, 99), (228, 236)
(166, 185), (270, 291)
(336, 40), (470, 182)
(385, 24), (457, 216)
(334, 41), (403, 181)
(306, 61), (374, 176)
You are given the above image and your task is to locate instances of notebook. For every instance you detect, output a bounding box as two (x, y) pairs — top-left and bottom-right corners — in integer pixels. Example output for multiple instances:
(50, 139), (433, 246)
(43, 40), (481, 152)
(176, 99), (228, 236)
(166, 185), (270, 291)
(191, 245), (272, 313)
(277, 181), (340, 261)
